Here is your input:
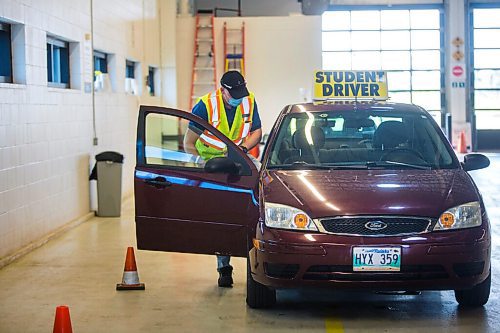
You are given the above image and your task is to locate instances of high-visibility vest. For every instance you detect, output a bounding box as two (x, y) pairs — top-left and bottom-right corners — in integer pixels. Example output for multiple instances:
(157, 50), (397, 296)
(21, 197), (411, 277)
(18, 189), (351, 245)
(195, 88), (255, 160)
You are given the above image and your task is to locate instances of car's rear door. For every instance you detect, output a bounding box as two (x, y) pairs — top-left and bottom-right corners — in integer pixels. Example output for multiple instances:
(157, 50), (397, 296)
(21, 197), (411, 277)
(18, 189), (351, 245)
(135, 106), (259, 257)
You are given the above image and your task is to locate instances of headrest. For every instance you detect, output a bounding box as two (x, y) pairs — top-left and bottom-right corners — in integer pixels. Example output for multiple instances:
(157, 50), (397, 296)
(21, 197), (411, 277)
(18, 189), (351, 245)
(373, 121), (409, 149)
(292, 126), (325, 150)
(343, 118), (375, 129)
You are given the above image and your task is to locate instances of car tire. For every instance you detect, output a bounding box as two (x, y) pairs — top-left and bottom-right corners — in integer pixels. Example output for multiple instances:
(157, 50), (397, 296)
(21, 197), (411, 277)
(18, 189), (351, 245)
(246, 258), (276, 309)
(454, 269), (491, 307)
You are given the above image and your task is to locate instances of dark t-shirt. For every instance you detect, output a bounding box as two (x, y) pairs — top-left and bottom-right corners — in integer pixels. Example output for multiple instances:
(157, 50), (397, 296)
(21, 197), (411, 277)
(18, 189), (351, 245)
(188, 99), (262, 134)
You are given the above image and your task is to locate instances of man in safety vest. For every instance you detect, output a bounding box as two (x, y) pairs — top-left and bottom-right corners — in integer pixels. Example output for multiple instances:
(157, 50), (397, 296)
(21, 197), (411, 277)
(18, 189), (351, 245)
(184, 70), (262, 288)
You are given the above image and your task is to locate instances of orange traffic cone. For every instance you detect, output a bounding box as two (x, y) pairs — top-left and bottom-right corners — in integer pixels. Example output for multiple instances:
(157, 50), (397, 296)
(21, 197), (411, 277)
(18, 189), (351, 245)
(458, 130), (468, 154)
(116, 247), (145, 290)
(53, 305), (73, 333)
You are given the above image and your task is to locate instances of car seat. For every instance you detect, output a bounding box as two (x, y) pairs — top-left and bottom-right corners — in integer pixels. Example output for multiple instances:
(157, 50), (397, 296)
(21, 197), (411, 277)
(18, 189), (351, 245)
(373, 121), (409, 150)
(284, 126), (325, 164)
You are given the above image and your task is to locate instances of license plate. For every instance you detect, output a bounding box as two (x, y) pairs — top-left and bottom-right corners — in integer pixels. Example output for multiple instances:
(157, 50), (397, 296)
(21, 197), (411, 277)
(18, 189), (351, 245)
(353, 247), (401, 272)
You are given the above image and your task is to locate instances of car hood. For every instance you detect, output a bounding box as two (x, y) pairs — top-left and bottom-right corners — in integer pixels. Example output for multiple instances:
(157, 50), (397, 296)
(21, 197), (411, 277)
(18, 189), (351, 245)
(262, 169), (479, 218)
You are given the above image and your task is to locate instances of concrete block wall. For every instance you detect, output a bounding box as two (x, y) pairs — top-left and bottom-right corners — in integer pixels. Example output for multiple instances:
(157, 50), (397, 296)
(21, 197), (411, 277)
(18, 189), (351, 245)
(0, 0), (176, 261)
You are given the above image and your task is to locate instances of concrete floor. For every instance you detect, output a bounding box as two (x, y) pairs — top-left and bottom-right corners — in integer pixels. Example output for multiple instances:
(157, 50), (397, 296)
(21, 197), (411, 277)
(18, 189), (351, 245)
(0, 155), (499, 333)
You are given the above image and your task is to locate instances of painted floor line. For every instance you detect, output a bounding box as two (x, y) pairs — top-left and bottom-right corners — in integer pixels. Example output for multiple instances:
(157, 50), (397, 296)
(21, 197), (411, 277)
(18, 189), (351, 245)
(325, 317), (344, 333)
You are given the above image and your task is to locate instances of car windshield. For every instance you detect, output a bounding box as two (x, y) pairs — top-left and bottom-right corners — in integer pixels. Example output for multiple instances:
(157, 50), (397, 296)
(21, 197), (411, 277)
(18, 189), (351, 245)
(267, 108), (457, 170)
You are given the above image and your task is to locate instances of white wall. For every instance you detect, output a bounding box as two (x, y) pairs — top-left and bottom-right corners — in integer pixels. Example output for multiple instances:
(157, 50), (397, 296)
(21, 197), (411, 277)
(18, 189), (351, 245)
(177, 14), (322, 134)
(0, 0), (177, 262)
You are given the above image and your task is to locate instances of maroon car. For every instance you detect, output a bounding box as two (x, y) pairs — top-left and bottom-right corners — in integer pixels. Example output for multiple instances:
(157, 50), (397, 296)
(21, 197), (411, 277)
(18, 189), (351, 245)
(134, 102), (491, 309)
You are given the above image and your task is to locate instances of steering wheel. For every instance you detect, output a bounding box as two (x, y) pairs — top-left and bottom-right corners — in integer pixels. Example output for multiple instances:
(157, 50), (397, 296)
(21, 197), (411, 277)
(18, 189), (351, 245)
(379, 148), (426, 162)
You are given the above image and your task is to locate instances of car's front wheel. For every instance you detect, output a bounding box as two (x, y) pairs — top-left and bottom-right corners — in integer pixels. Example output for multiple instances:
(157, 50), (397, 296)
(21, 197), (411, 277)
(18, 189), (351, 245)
(454, 269), (491, 307)
(246, 258), (276, 309)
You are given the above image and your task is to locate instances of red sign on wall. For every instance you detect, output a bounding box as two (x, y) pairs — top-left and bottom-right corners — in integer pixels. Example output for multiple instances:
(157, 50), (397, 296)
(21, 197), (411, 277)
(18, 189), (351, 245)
(452, 66), (464, 77)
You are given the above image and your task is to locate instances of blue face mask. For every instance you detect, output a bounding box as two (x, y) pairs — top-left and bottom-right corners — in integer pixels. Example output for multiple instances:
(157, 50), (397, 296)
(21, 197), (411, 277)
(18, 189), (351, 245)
(228, 97), (243, 107)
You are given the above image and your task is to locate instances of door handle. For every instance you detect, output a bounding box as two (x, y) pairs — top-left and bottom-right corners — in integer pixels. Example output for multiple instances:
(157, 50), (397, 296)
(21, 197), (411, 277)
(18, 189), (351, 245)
(145, 177), (172, 188)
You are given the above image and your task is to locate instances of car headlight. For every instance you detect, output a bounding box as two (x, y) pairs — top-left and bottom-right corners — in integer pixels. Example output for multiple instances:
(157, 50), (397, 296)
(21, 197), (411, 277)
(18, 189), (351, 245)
(264, 202), (318, 231)
(434, 201), (482, 231)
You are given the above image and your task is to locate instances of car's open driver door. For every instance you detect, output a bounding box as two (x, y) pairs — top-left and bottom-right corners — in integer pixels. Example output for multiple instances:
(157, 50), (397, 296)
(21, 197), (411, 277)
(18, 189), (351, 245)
(134, 105), (259, 257)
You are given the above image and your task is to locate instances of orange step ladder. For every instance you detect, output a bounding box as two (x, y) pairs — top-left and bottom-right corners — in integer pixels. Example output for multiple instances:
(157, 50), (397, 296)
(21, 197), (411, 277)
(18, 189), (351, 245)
(189, 10), (217, 111)
(223, 22), (245, 75)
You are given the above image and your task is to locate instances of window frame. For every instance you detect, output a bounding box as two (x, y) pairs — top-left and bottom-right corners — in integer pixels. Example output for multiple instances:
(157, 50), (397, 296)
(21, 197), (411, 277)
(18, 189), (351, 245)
(47, 36), (70, 89)
(147, 66), (156, 96)
(126, 60), (135, 79)
(321, 4), (445, 126)
(93, 50), (108, 74)
(0, 22), (12, 83)
(469, 3), (500, 134)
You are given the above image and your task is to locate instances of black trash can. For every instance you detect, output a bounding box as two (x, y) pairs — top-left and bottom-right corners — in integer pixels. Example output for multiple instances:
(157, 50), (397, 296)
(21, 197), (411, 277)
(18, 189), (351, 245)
(89, 151), (124, 217)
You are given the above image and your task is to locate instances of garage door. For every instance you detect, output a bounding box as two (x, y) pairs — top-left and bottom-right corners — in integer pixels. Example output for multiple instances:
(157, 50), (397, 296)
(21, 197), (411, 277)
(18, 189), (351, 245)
(470, 5), (500, 150)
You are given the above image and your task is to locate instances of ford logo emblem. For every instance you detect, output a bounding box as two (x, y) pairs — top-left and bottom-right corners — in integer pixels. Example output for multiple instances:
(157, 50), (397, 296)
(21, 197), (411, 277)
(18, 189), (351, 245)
(365, 221), (387, 231)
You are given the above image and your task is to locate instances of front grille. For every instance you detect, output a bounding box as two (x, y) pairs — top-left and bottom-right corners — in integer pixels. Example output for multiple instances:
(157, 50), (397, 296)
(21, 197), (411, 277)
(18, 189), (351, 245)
(319, 216), (433, 236)
(453, 262), (485, 278)
(303, 264), (448, 281)
(265, 263), (300, 279)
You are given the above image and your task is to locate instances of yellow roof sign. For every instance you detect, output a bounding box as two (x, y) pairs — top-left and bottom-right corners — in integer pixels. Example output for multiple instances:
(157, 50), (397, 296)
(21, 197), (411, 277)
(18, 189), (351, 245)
(313, 70), (388, 100)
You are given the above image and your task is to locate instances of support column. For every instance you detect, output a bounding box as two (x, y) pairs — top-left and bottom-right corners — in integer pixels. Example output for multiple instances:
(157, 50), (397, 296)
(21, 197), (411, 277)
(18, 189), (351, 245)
(445, 0), (469, 149)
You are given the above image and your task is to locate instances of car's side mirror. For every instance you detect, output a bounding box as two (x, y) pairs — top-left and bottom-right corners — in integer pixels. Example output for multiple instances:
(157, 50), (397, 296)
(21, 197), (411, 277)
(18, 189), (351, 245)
(204, 157), (240, 175)
(462, 153), (490, 171)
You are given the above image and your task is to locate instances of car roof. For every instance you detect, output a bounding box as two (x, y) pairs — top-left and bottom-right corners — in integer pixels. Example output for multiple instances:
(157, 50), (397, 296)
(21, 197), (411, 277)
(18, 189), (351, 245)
(283, 101), (427, 116)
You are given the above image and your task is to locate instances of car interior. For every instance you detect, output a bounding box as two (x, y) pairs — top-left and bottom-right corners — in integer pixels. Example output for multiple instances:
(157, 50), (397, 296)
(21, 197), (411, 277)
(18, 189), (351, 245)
(271, 113), (454, 168)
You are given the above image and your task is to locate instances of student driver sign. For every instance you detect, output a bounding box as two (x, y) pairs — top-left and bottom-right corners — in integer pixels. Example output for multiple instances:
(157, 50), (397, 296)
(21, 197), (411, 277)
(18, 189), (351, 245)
(313, 70), (388, 100)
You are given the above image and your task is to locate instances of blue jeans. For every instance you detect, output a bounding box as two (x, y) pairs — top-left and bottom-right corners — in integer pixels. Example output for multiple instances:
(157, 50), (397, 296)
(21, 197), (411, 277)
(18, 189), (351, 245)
(217, 255), (231, 270)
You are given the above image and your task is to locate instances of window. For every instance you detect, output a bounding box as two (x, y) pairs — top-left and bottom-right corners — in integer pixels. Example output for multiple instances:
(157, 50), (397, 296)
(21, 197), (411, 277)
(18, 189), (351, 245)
(0, 22), (12, 83)
(145, 113), (224, 168)
(125, 59), (139, 95)
(47, 37), (69, 88)
(126, 60), (135, 78)
(94, 51), (107, 74)
(93, 50), (108, 91)
(147, 66), (156, 96)
(322, 8), (444, 125)
(471, 7), (500, 130)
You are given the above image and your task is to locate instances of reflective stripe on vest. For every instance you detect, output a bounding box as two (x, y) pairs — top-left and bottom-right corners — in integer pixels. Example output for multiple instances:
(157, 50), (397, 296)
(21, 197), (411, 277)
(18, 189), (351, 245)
(209, 90), (221, 128)
(240, 97), (252, 140)
(198, 89), (254, 151)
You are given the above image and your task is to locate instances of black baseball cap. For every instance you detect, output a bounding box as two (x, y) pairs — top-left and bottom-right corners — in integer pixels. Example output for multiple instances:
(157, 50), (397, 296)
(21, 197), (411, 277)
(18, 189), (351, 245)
(220, 71), (249, 99)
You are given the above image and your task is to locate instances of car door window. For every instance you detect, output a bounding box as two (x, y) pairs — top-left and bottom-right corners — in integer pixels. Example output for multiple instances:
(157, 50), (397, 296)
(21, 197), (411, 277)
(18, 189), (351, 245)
(145, 113), (227, 169)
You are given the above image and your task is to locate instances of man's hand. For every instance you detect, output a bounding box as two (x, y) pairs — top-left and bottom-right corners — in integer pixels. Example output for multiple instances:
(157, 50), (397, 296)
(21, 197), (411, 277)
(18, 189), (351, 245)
(241, 128), (262, 152)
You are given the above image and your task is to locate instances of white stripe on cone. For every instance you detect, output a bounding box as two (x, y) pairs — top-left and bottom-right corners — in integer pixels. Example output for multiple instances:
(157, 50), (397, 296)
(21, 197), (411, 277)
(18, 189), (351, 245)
(122, 271), (141, 285)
